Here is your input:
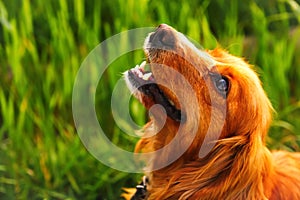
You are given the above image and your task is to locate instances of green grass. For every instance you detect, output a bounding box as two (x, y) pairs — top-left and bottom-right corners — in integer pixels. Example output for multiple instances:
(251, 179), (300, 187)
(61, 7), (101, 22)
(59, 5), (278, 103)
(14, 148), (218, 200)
(0, 0), (300, 199)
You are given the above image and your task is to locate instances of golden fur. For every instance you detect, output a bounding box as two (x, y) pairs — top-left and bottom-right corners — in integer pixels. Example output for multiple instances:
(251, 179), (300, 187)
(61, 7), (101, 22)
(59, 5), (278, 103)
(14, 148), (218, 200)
(123, 25), (300, 200)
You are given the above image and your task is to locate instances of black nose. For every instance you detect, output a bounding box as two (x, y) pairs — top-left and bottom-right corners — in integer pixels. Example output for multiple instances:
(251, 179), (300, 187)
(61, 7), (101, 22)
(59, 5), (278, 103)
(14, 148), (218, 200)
(149, 24), (175, 48)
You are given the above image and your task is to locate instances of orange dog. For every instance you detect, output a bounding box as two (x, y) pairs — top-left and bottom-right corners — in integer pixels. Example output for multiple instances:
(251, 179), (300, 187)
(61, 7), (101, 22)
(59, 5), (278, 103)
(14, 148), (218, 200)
(123, 24), (300, 200)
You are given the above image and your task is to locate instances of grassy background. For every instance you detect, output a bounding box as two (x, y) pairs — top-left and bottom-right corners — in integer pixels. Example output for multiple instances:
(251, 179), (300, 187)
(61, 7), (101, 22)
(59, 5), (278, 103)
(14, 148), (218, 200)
(0, 0), (300, 199)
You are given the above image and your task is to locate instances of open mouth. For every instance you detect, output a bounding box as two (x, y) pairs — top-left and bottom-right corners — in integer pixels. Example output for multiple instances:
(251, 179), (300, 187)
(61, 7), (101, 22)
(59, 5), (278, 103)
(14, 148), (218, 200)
(125, 61), (182, 122)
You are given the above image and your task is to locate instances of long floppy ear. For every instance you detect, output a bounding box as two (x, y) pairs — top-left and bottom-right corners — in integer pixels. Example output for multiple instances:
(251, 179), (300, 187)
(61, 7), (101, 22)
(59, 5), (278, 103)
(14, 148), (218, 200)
(209, 49), (274, 142)
(148, 128), (275, 199)
(268, 151), (300, 199)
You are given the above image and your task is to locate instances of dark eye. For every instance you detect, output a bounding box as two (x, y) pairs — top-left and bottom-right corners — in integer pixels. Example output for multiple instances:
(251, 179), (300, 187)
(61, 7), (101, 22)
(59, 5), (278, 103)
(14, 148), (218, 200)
(216, 77), (229, 92)
(210, 73), (230, 96)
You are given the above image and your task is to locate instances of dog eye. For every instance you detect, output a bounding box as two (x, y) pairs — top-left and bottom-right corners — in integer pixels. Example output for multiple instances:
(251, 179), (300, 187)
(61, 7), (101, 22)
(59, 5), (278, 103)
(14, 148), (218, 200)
(216, 77), (229, 92)
(210, 73), (230, 96)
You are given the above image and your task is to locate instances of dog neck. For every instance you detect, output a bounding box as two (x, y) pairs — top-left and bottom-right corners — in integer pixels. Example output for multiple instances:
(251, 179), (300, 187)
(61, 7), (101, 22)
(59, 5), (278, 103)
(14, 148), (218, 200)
(144, 128), (274, 200)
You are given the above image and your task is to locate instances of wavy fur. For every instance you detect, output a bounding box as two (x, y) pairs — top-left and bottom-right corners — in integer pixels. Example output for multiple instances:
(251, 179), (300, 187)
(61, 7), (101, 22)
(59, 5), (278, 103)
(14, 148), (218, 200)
(123, 25), (300, 200)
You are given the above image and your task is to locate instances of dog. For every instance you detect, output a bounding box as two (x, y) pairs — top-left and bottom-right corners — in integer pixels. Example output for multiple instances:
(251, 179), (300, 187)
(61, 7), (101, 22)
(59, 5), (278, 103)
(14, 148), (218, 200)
(123, 24), (300, 200)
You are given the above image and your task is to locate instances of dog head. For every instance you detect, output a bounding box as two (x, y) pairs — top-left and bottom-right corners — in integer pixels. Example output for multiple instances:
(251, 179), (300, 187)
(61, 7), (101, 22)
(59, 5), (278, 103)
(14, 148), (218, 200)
(125, 24), (273, 160)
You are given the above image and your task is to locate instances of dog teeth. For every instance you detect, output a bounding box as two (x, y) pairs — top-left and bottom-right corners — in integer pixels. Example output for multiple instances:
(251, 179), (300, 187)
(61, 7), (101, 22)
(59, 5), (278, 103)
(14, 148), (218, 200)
(134, 64), (140, 69)
(140, 61), (146, 69)
(142, 72), (152, 81)
(168, 99), (175, 106)
(134, 61), (146, 69)
(130, 61), (152, 81)
(137, 70), (144, 78)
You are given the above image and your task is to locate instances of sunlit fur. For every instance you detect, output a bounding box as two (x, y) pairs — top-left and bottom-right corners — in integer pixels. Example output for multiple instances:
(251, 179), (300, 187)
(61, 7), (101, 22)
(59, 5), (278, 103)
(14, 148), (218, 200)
(123, 27), (300, 200)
